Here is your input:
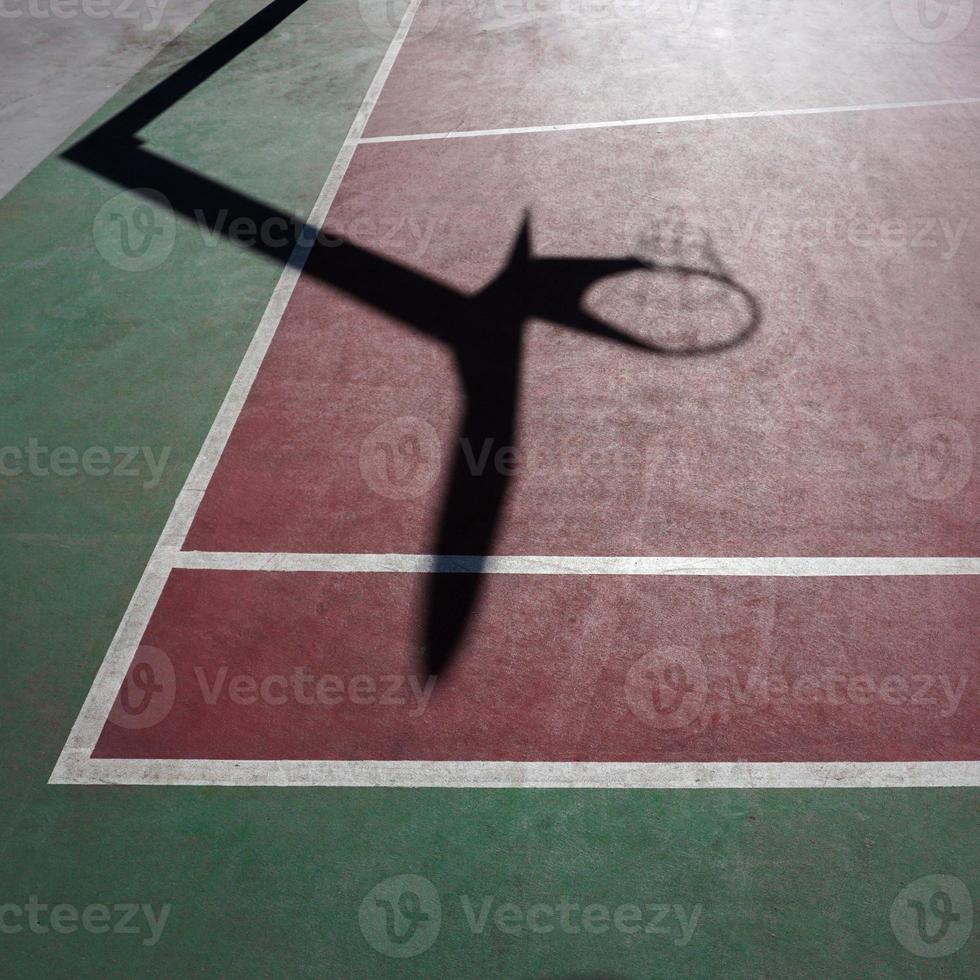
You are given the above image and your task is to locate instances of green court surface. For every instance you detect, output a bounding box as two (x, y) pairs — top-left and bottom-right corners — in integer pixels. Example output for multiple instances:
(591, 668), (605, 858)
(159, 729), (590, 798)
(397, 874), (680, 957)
(0, 0), (977, 975)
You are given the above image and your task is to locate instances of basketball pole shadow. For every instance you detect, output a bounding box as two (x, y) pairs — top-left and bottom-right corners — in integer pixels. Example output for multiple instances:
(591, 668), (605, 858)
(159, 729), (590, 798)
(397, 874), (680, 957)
(63, 0), (762, 680)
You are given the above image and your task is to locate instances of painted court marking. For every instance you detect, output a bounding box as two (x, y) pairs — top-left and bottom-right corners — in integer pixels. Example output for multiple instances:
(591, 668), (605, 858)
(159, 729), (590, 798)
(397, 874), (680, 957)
(357, 96), (980, 144)
(52, 759), (980, 789)
(171, 553), (980, 575)
(50, 1), (979, 789)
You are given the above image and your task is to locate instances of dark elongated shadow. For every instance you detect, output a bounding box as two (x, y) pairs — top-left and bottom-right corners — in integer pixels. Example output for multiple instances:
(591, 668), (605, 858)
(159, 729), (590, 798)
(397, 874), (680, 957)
(63, 0), (761, 680)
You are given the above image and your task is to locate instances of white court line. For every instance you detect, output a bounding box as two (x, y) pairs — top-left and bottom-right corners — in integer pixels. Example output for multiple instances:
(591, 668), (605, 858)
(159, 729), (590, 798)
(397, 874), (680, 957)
(357, 96), (980, 144)
(172, 552), (980, 575)
(48, 0), (426, 787)
(49, 759), (980, 789)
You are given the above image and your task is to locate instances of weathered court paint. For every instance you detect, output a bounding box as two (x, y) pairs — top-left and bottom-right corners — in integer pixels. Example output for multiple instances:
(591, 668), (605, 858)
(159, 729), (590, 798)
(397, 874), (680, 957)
(92, 571), (978, 764)
(362, 0), (980, 137)
(52, 0), (979, 790)
(1, 0), (977, 975)
(185, 113), (980, 558)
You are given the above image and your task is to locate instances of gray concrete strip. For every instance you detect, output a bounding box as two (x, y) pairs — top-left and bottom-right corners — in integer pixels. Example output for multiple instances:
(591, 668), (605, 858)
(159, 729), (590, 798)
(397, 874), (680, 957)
(0, 0), (217, 199)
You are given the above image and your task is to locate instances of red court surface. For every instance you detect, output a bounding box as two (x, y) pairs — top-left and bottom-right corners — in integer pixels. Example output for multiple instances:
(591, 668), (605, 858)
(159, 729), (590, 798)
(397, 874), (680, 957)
(362, 0), (980, 137)
(94, 572), (978, 762)
(55, 0), (980, 786)
(185, 113), (979, 557)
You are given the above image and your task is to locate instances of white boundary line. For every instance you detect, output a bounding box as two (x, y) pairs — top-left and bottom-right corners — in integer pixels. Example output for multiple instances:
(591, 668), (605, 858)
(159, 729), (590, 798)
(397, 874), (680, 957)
(357, 96), (980, 144)
(50, 759), (980, 789)
(170, 552), (980, 575)
(50, 4), (980, 790)
(48, 0), (425, 787)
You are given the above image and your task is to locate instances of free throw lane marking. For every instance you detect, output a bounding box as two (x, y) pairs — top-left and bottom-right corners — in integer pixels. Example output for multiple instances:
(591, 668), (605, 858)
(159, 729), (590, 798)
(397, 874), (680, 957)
(87, 570), (978, 769)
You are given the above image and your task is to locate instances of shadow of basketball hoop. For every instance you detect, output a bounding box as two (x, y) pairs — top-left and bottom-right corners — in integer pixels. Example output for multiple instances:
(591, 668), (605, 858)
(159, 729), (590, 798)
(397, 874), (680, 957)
(64, 0), (762, 679)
